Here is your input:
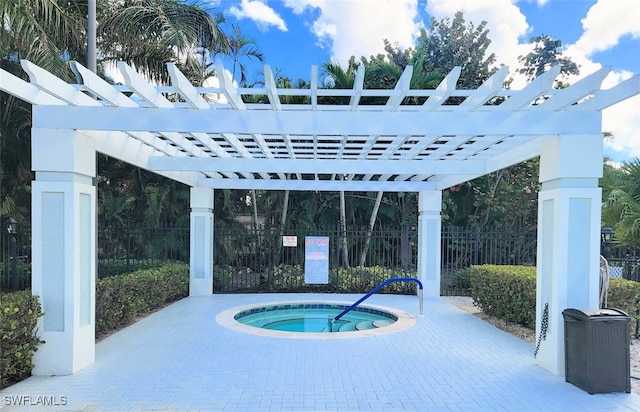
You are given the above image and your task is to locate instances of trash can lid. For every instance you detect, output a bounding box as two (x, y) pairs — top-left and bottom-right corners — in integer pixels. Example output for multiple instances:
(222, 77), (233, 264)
(562, 308), (629, 319)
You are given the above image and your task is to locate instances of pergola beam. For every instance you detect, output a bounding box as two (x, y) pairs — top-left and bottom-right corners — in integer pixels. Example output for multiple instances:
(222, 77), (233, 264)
(31, 106), (602, 136)
(148, 157), (486, 175)
(195, 176), (437, 192)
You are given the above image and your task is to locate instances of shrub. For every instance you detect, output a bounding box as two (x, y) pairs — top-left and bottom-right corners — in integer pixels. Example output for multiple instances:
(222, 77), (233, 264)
(467, 265), (536, 329)
(97, 258), (168, 279)
(95, 262), (189, 337)
(213, 265), (234, 292)
(607, 278), (640, 337)
(271, 265), (304, 290)
(464, 265), (640, 335)
(0, 291), (43, 389)
(334, 266), (417, 294)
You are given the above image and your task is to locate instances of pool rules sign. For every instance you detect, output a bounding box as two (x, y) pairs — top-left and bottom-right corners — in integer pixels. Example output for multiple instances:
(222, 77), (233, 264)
(304, 236), (329, 284)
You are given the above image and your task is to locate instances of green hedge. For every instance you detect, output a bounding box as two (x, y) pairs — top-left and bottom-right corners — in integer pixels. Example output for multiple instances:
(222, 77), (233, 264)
(333, 266), (418, 294)
(95, 262), (189, 337)
(465, 265), (640, 335)
(466, 265), (537, 329)
(0, 291), (43, 389)
(258, 265), (418, 294)
(97, 258), (168, 279)
(607, 278), (640, 336)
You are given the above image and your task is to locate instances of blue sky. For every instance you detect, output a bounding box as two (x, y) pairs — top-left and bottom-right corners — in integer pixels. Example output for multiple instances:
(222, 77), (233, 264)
(208, 0), (640, 162)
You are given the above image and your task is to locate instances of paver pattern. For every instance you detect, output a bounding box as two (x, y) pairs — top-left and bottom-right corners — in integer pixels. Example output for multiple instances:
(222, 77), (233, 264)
(2, 293), (640, 411)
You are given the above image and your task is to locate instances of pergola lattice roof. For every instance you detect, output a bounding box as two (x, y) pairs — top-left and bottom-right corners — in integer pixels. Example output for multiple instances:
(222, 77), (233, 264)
(2, 60), (639, 192)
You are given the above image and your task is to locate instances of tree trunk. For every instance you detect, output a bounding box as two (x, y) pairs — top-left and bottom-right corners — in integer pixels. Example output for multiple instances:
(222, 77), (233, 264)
(279, 190), (290, 236)
(251, 188), (258, 234)
(339, 189), (349, 267)
(359, 191), (383, 266)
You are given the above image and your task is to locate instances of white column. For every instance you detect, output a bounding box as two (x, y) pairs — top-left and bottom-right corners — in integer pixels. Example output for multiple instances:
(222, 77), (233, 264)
(418, 191), (442, 298)
(31, 129), (96, 375)
(190, 187), (214, 296)
(536, 134), (603, 376)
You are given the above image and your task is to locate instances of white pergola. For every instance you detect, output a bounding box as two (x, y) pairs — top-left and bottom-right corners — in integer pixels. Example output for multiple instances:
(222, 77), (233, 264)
(2, 59), (639, 378)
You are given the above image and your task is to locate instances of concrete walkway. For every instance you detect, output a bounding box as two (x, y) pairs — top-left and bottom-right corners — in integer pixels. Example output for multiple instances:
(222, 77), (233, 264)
(1, 293), (640, 411)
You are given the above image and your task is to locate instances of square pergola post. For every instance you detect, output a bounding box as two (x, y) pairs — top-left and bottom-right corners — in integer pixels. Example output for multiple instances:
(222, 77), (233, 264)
(189, 187), (214, 296)
(418, 191), (442, 298)
(31, 128), (96, 375)
(535, 133), (603, 375)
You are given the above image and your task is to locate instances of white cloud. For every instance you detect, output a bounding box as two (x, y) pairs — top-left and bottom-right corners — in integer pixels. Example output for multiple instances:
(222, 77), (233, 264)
(282, 0), (421, 65)
(601, 70), (640, 160)
(603, 95), (640, 160)
(424, 0), (639, 163)
(228, 0), (288, 32)
(565, 0), (640, 161)
(573, 0), (640, 57)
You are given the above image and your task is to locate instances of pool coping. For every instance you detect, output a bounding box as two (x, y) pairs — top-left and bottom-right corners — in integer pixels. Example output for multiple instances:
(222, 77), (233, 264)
(215, 300), (417, 339)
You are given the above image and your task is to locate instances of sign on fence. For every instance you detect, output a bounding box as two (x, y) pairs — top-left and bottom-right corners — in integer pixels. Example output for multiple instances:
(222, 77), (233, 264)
(282, 235), (297, 247)
(304, 236), (329, 284)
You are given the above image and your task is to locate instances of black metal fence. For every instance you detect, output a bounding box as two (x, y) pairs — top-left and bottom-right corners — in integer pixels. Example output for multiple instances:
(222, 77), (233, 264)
(0, 225), (31, 292)
(2, 223), (541, 295)
(97, 225), (190, 278)
(440, 225), (537, 294)
(605, 249), (640, 281)
(213, 225), (418, 293)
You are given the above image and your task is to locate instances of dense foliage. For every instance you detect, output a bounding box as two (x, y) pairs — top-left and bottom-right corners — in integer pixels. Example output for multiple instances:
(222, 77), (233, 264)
(465, 265), (640, 336)
(601, 158), (640, 249)
(214, 264), (418, 294)
(0, 291), (43, 389)
(607, 278), (640, 336)
(95, 262), (189, 337)
(466, 265), (537, 329)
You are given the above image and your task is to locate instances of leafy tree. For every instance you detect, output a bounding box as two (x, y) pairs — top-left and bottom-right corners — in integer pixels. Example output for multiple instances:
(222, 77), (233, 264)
(407, 11), (497, 90)
(517, 34), (580, 88)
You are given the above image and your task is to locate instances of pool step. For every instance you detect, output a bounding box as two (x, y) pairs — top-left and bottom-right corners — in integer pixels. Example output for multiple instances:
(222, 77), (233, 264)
(373, 319), (393, 328)
(338, 322), (357, 332)
(337, 319), (394, 332)
(355, 321), (375, 331)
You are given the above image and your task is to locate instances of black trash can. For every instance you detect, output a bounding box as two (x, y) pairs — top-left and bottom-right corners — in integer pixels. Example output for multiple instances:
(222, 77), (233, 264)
(562, 308), (631, 394)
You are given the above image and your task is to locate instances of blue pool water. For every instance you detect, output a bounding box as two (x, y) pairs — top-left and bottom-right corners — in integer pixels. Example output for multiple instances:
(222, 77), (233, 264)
(234, 303), (397, 333)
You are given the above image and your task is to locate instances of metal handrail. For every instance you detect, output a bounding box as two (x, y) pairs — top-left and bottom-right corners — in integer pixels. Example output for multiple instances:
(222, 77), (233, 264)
(332, 277), (424, 322)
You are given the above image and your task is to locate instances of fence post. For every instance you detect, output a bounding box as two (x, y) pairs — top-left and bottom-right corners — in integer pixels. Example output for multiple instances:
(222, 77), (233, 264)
(126, 226), (131, 273)
(10, 235), (18, 291)
(268, 225), (273, 290)
(473, 225), (480, 265)
(403, 225), (409, 277)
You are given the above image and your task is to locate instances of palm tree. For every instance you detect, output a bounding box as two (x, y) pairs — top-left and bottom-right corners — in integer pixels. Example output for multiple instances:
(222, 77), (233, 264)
(99, 0), (228, 83)
(602, 158), (640, 248)
(322, 55), (443, 266)
(224, 23), (265, 86)
(0, 0), (87, 224)
(0, 0), (86, 79)
(213, 24), (265, 232)
(0, 0), (229, 227)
